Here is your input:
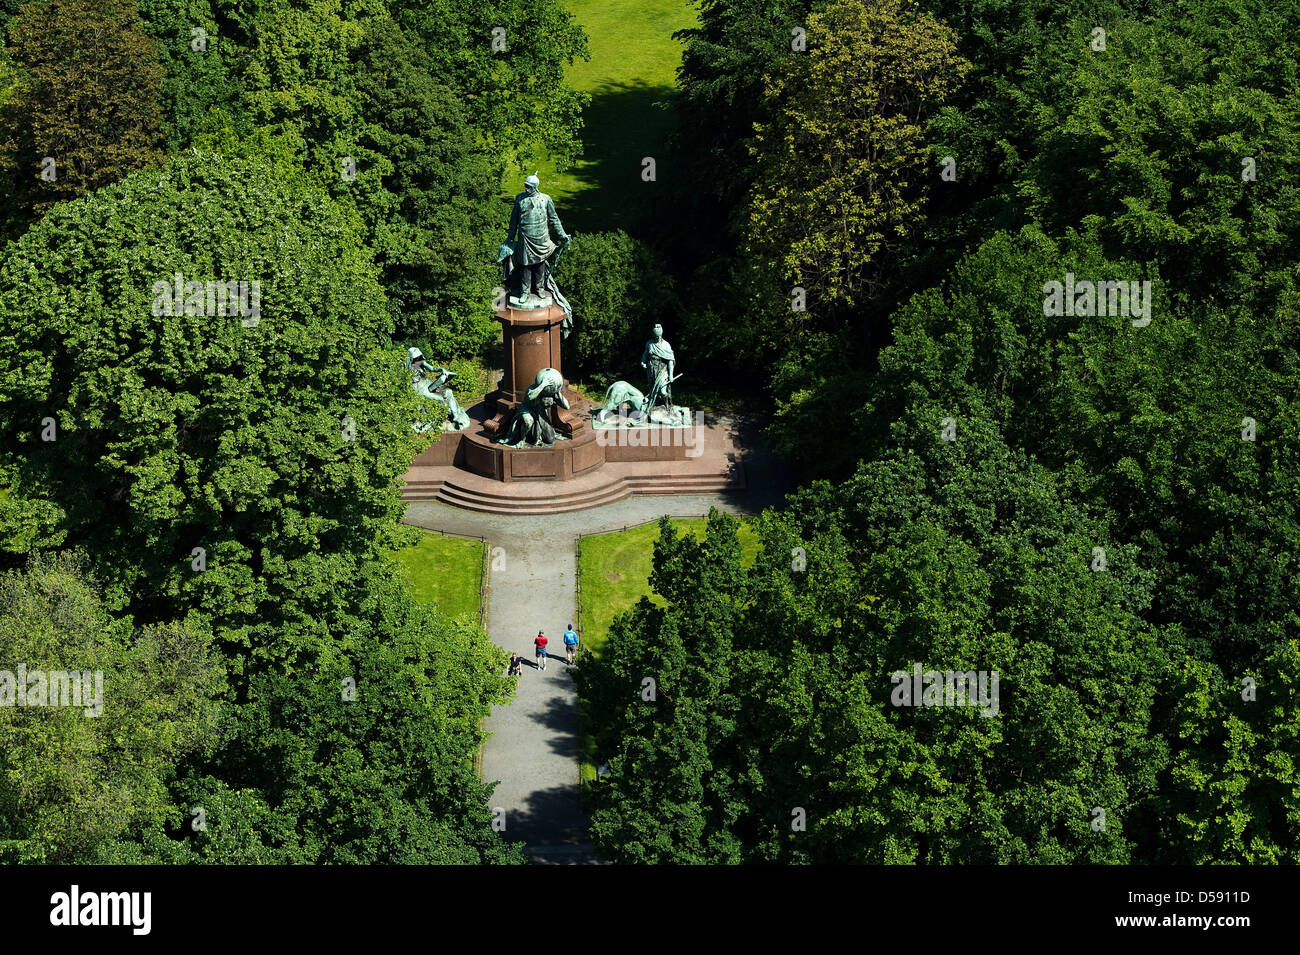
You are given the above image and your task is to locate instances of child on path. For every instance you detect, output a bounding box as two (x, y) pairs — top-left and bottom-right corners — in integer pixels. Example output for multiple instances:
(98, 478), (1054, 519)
(507, 652), (522, 677)
(534, 631), (548, 671)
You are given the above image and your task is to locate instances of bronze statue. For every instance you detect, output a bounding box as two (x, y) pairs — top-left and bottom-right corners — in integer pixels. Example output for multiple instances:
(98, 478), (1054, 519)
(640, 323), (678, 416)
(500, 173), (574, 336)
(596, 380), (647, 422)
(500, 368), (569, 447)
(406, 347), (469, 432)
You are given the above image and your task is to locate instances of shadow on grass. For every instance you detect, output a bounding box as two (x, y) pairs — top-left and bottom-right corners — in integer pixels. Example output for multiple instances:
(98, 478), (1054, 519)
(560, 79), (680, 236)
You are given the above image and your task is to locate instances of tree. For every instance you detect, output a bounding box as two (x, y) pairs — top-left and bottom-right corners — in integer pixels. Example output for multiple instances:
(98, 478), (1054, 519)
(672, 0), (820, 263)
(1150, 645), (1300, 863)
(387, 0), (589, 173)
(583, 0), (1300, 866)
(190, 568), (525, 864)
(0, 152), (532, 863)
(0, 0), (166, 220)
(560, 231), (679, 387)
(135, 0), (245, 151)
(579, 512), (748, 863)
(181, 6), (507, 355)
(581, 421), (1174, 863)
(782, 222), (1300, 860)
(745, 0), (969, 316)
(0, 152), (423, 675)
(350, 17), (502, 354)
(1016, 13), (1300, 316)
(0, 553), (224, 863)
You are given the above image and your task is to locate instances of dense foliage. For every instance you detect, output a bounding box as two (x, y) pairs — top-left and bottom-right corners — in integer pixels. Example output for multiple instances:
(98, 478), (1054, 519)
(2, 0), (1296, 866)
(0, 554), (224, 863)
(560, 230), (678, 387)
(0, 154), (521, 863)
(580, 0), (1300, 863)
(0, 0), (591, 864)
(0, 0), (165, 228)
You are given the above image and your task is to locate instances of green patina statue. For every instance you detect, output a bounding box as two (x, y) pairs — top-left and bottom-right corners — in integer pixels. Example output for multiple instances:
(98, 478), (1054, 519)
(500, 367), (569, 448)
(406, 347), (470, 432)
(596, 380), (647, 422)
(640, 323), (678, 416)
(500, 173), (574, 336)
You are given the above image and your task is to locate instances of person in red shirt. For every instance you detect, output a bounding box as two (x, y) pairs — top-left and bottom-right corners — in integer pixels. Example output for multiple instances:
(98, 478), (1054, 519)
(533, 631), (548, 671)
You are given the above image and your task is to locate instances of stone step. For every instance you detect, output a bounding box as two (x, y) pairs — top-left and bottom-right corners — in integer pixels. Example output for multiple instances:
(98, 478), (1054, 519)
(626, 469), (744, 490)
(401, 481), (448, 501)
(404, 467), (743, 511)
(628, 479), (737, 493)
(435, 474), (626, 504)
(435, 486), (629, 508)
(436, 481), (632, 515)
(402, 489), (445, 501)
(400, 413), (745, 512)
(438, 476), (627, 503)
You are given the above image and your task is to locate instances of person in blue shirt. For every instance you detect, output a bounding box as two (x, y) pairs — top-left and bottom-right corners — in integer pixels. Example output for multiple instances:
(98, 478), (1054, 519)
(563, 625), (579, 665)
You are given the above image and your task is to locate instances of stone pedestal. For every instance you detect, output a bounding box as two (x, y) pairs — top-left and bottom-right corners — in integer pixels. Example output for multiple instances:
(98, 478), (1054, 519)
(460, 426), (605, 482)
(469, 302), (602, 481)
(496, 303), (566, 401)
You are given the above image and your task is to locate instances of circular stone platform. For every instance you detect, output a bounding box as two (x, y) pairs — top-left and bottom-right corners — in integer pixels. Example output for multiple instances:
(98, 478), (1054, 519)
(402, 411), (746, 513)
(399, 300), (745, 511)
(460, 422), (604, 482)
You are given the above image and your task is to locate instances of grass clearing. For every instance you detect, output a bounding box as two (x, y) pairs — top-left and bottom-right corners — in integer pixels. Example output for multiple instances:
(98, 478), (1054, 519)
(507, 0), (698, 235)
(392, 531), (485, 621)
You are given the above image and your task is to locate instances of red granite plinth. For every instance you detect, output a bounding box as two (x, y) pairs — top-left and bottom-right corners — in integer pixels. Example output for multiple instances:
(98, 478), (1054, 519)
(480, 302), (590, 444)
(410, 430), (464, 467)
(598, 415), (697, 462)
(496, 303), (565, 400)
(459, 426), (604, 482)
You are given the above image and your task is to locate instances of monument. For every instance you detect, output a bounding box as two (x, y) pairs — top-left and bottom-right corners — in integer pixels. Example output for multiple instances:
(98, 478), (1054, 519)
(592, 325), (690, 429)
(459, 174), (596, 479)
(500, 368), (569, 448)
(639, 323), (687, 424)
(498, 172), (573, 335)
(401, 176), (743, 511)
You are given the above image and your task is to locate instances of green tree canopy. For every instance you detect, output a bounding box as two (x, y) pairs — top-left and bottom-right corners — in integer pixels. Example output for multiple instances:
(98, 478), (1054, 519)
(0, 553), (224, 863)
(0, 0), (166, 222)
(0, 152), (422, 675)
(165, 1), (535, 354)
(0, 152), (526, 864)
(746, 0), (969, 314)
(581, 432), (1177, 863)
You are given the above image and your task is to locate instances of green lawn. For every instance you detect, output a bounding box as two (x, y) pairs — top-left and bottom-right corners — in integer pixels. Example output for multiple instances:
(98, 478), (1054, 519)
(392, 531), (485, 621)
(508, 0), (698, 236)
(576, 518), (759, 659)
